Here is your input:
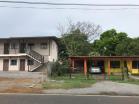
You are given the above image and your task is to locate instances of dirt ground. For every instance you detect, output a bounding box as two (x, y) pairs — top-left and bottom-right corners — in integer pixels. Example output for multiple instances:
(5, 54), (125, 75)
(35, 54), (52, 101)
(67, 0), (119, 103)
(0, 72), (44, 93)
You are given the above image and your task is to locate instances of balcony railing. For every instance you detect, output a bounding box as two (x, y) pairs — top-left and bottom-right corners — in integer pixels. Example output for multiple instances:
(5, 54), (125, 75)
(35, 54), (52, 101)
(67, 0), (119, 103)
(0, 48), (44, 63)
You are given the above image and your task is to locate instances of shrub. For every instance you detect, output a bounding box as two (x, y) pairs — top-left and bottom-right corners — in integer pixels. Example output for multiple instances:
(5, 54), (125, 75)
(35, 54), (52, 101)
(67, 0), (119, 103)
(51, 60), (69, 76)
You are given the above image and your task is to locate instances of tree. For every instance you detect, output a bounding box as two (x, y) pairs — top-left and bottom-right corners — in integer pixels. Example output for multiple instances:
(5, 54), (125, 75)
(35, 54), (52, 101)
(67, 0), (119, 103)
(58, 20), (102, 58)
(130, 38), (139, 55)
(58, 38), (69, 61)
(93, 29), (129, 56)
(115, 38), (132, 55)
(60, 29), (91, 56)
(58, 20), (102, 41)
(116, 37), (139, 55)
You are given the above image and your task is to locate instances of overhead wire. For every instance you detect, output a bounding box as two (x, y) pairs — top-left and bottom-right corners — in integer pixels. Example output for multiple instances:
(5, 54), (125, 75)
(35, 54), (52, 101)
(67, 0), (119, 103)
(0, 1), (138, 11)
(0, 5), (138, 11)
(0, 1), (139, 7)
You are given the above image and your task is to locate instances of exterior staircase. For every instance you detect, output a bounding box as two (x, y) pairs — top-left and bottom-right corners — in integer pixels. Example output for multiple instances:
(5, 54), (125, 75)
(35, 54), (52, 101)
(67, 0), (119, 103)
(26, 49), (44, 63)
(25, 49), (45, 72)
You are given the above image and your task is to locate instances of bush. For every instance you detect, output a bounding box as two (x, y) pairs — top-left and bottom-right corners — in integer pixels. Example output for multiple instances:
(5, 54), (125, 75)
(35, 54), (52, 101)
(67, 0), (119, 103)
(51, 61), (69, 76)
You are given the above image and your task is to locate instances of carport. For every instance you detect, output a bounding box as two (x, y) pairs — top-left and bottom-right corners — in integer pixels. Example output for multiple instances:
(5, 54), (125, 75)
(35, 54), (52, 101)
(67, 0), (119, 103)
(69, 56), (139, 76)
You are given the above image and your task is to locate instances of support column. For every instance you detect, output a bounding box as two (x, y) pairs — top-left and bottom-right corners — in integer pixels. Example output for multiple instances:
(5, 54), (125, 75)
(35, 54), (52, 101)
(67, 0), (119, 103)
(84, 59), (87, 76)
(72, 59), (75, 72)
(121, 60), (125, 80)
(121, 60), (124, 68)
(108, 59), (111, 78)
(94, 60), (97, 67)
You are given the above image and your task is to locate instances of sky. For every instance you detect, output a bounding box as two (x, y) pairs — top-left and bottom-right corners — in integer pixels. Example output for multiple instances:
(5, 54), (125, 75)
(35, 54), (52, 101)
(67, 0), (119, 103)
(0, 0), (139, 38)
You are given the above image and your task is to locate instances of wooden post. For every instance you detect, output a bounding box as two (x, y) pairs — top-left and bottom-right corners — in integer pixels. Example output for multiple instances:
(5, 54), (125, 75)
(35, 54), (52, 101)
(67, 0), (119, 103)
(27, 57), (29, 72)
(121, 60), (124, 80)
(84, 59), (87, 76)
(72, 59), (75, 72)
(68, 58), (72, 79)
(94, 60), (97, 67)
(108, 59), (111, 79)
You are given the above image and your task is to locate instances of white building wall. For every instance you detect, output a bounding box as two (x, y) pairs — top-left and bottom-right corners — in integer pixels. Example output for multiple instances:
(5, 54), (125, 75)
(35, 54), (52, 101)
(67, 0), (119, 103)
(25, 39), (58, 62)
(49, 40), (58, 62)
(0, 57), (29, 71)
(0, 42), (4, 54)
(25, 39), (49, 56)
(0, 58), (3, 71)
(25, 39), (50, 62)
(9, 58), (19, 71)
(9, 42), (19, 54)
(33, 41), (49, 56)
(0, 38), (58, 71)
(25, 58), (29, 71)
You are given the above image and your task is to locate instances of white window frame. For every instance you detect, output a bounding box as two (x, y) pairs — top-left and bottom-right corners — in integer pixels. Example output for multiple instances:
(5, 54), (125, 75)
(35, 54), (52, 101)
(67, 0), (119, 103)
(40, 43), (47, 49)
(11, 59), (17, 65)
(11, 43), (17, 49)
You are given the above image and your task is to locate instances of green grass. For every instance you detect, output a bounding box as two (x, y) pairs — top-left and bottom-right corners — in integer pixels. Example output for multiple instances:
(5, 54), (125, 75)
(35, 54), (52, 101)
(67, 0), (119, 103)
(43, 74), (139, 89)
(43, 74), (96, 89)
(108, 75), (139, 85)
(116, 79), (139, 85)
(109, 75), (122, 80)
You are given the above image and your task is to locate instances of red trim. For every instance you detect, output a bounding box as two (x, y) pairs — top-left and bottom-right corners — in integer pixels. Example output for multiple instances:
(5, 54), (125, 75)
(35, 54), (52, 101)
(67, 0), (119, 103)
(72, 59), (75, 72)
(108, 60), (111, 76)
(84, 59), (87, 76)
(69, 56), (139, 60)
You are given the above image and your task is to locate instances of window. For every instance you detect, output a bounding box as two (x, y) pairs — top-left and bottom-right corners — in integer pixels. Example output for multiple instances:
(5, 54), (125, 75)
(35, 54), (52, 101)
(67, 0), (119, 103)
(11, 59), (17, 65)
(132, 61), (139, 69)
(27, 60), (34, 65)
(11, 43), (17, 49)
(40, 43), (47, 49)
(28, 43), (34, 49)
(110, 61), (120, 68)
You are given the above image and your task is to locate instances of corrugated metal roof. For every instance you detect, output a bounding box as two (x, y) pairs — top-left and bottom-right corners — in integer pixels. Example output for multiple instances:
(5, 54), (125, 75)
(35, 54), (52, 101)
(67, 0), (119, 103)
(69, 56), (139, 59)
(0, 36), (57, 40)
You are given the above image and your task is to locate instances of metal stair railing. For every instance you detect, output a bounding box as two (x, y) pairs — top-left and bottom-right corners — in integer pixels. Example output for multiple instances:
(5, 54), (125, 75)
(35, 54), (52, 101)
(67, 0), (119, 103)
(26, 49), (44, 63)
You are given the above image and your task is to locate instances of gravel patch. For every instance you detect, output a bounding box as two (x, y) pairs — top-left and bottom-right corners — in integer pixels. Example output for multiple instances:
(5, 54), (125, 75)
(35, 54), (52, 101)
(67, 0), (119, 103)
(0, 72), (45, 93)
(0, 72), (42, 78)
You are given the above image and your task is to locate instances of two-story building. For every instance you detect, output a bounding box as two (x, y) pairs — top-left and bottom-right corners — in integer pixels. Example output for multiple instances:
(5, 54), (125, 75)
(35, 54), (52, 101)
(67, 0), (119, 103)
(0, 36), (58, 72)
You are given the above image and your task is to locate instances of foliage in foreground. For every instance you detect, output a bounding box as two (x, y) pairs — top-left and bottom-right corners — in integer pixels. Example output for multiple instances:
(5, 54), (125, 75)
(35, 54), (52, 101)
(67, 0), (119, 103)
(51, 61), (69, 77)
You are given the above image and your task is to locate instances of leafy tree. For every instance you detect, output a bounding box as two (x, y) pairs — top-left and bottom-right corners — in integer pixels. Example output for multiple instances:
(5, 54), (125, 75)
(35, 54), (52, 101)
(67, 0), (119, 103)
(93, 29), (129, 56)
(58, 21), (101, 58)
(58, 39), (69, 61)
(116, 37), (139, 55)
(61, 29), (91, 56)
(115, 38), (132, 55)
(130, 38), (139, 55)
(58, 20), (102, 42)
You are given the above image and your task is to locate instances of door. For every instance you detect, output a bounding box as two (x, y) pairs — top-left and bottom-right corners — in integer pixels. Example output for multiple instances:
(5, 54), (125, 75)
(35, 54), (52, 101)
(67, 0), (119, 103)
(20, 59), (25, 71)
(4, 43), (9, 54)
(3, 59), (9, 71)
(20, 43), (26, 53)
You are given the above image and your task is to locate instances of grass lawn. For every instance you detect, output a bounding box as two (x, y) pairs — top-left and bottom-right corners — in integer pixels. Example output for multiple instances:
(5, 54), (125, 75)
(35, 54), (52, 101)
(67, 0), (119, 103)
(43, 74), (139, 89)
(43, 74), (96, 89)
(109, 75), (122, 80)
(109, 75), (139, 85)
(115, 79), (139, 85)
